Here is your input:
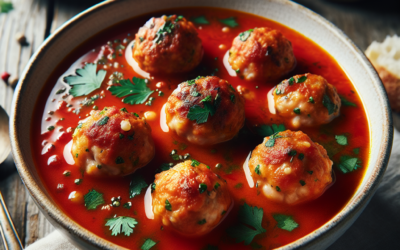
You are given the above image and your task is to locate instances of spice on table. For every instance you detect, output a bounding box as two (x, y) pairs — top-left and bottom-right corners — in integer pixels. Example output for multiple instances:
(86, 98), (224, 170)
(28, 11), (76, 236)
(8, 76), (18, 88)
(15, 32), (27, 45)
(1, 72), (10, 83)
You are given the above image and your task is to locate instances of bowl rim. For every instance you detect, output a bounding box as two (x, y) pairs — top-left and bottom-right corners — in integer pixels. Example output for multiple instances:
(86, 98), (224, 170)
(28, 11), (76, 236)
(9, 0), (393, 249)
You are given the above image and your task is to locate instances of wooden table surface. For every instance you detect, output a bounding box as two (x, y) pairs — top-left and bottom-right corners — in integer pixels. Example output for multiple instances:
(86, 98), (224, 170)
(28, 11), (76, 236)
(0, 0), (399, 249)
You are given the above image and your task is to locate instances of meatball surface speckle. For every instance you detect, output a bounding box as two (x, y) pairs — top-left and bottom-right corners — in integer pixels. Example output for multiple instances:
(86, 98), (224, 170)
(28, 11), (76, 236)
(248, 130), (333, 205)
(228, 27), (296, 82)
(272, 73), (341, 128)
(165, 76), (245, 145)
(71, 106), (155, 176)
(132, 15), (203, 74)
(152, 160), (232, 236)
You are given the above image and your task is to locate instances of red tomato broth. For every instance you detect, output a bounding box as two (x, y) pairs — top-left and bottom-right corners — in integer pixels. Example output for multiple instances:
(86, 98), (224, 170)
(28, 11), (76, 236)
(31, 7), (370, 250)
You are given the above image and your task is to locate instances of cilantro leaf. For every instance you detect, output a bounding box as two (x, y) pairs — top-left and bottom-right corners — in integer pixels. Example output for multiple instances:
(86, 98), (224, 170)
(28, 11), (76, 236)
(296, 76), (307, 83)
(255, 124), (285, 137)
(154, 21), (175, 44)
(322, 94), (336, 115)
(340, 96), (357, 107)
(191, 16), (209, 24)
(239, 29), (253, 42)
(109, 77), (154, 105)
(141, 239), (157, 250)
(187, 105), (210, 124)
(129, 174), (148, 198)
(84, 189), (105, 210)
(273, 214), (299, 232)
(105, 216), (138, 236)
(335, 135), (348, 146)
(219, 17), (239, 27)
(227, 203), (266, 245)
(0, 1), (13, 13)
(338, 155), (362, 173)
(64, 63), (106, 97)
(265, 133), (282, 147)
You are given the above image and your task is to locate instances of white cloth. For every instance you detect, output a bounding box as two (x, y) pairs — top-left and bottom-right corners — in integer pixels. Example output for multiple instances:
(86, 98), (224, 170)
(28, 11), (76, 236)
(26, 130), (400, 250)
(25, 231), (77, 250)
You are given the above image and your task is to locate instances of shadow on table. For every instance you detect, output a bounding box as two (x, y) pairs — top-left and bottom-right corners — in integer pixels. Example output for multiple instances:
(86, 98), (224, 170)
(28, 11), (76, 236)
(0, 154), (16, 181)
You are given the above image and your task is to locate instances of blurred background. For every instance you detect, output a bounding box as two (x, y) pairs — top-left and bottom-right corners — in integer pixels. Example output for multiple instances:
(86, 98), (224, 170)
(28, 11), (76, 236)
(0, 0), (399, 249)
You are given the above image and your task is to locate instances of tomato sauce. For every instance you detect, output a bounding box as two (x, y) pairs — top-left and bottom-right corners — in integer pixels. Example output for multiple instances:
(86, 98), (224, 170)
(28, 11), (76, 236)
(31, 7), (370, 250)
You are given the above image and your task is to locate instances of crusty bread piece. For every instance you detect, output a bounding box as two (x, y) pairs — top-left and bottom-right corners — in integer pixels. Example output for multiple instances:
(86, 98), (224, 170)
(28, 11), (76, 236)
(365, 35), (400, 112)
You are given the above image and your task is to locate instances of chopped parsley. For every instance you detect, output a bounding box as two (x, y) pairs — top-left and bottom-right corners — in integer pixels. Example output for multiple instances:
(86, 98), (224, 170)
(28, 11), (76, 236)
(239, 29), (253, 42)
(0, 1), (13, 13)
(115, 157), (124, 164)
(154, 20), (174, 44)
(256, 123), (286, 137)
(338, 156), (362, 174)
(340, 96), (357, 107)
(299, 180), (306, 186)
(198, 219), (207, 225)
(109, 77), (154, 105)
(219, 17), (239, 27)
(276, 186), (281, 192)
(234, 183), (243, 189)
(293, 107), (301, 114)
(298, 153), (305, 160)
(308, 96), (315, 103)
(191, 159), (200, 167)
(273, 214), (299, 232)
(255, 165), (261, 175)
(335, 135), (348, 146)
(64, 63), (106, 97)
(265, 133), (282, 147)
(191, 16), (209, 24)
(129, 174), (148, 198)
(307, 170), (313, 175)
(296, 76), (307, 83)
(322, 94), (336, 115)
(288, 77), (295, 85)
(141, 239), (157, 250)
(105, 216), (138, 236)
(96, 116), (109, 126)
(226, 203), (266, 245)
(151, 183), (156, 193)
(84, 189), (105, 210)
(187, 95), (217, 124)
(165, 199), (172, 211)
(353, 148), (360, 154)
(230, 94), (236, 103)
(199, 183), (207, 194)
(288, 150), (297, 156)
(214, 182), (221, 189)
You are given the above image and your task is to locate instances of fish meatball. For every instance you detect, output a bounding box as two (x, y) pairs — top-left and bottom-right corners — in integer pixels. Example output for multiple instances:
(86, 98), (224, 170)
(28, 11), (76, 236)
(248, 130), (333, 205)
(152, 160), (232, 236)
(270, 73), (341, 128)
(228, 27), (296, 81)
(165, 76), (245, 145)
(71, 106), (155, 176)
(132, 15), (203, 74)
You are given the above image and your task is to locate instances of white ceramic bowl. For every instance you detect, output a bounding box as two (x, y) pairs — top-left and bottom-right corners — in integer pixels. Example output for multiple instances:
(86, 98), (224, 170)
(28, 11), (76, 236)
(10, 0), (393, 249)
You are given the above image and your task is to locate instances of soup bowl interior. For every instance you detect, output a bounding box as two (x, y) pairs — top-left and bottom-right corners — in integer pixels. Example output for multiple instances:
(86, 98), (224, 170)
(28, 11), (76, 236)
(10, 0), (392, 249)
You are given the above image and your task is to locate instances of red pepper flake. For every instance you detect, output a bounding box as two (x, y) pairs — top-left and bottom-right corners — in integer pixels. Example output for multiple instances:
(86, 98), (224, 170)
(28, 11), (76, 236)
(1, 72), (10, 83)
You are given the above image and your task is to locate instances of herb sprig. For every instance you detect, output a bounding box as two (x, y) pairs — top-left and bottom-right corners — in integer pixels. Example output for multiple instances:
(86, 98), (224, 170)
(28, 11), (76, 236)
(109, 77), (154, 105)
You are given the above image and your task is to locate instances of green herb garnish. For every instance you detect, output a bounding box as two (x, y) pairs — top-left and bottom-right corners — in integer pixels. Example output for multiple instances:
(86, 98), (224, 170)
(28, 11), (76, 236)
(96, 116), (109, 126)
(338, 155), (362, 173)
(219, 17), (239, 27)
(84, 189), (105, 210)
(322, 94), (336, 115)
(293, 108), (301, 114)
(296, 76), (307, 83)
(308, 96), (314, 103)
(265, 132), (282, 147)
(256, 123), (285, 137)
(255, 165), (261, 175)
(109, 77), (154, 105)
(198, 219), (207, 225)
(226, 203), (266, 245)
(129, 174), (148, 198)
(165, 199), (172, 211)
(0, 1), (13, 13)
(191, 16), (209, 24)
(105, 216), (138, 236)
(141, 239), (157, 250)
(335, 135), (348, 146)
(154, 21), (174, 44)
(340, 96), (357, 107)
(273, 214), (299, 232)
(191, 159), (200, 167)
(199, 183), (207, 193)
(64, 63), (106, 97)
(239, 29), (253, 42)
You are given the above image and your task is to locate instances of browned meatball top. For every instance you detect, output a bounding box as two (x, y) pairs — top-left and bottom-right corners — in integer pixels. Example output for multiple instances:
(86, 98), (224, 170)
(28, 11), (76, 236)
(71, 106), (155, 176)
(132, 15), (203, 74)
(165, 76), (245, 145)
(228, 27), (296, 82)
